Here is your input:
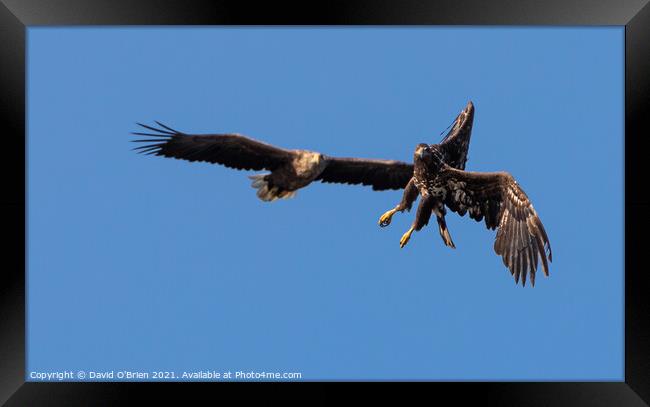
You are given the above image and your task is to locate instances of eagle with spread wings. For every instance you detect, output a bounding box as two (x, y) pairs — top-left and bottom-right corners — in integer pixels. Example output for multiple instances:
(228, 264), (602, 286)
(133, 101), (552, 286)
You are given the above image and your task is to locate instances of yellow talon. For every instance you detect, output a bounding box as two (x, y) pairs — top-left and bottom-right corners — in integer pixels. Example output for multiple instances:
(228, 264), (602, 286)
(400, 227), (414, 248)
(379, 208), (397, 227)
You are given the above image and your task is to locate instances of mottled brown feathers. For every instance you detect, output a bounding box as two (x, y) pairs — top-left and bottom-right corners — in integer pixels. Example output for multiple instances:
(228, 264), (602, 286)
(438, 167), (552, 286)
(439, 101), (474, 170)
(133, 100), (553, 288)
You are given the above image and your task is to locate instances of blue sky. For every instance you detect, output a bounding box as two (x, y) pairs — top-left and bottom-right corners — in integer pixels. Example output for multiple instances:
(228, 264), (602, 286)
(27, 27), (623, 381)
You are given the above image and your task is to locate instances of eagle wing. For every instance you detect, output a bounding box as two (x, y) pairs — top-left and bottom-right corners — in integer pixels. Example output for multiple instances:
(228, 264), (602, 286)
(438, 166), (552, 286)
(132, 122), (294, 171)
(438, 101), (475, 170)
(316, 157), (413, 191)
(133, 122), (413, 191)
(315, 101), (475, 191)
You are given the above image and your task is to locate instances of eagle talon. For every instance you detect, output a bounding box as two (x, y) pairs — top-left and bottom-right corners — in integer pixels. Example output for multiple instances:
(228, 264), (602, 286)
(379, 209), (397, 227)
(399, 228), (414, 248)
(133, 102), (553, 286)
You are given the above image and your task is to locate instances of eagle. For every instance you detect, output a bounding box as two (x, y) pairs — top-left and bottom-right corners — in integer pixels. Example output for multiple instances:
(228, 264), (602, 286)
(133, 101), (552, 286)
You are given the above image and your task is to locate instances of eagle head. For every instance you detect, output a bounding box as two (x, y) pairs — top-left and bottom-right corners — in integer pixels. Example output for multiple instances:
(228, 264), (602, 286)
(293, 150), (327, 177)
(414, 143), (433, 160)
(414, 144), (444, 169)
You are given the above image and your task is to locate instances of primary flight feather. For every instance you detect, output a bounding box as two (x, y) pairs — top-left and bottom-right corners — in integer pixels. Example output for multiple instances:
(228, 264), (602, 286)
(133, 101), (552, 286)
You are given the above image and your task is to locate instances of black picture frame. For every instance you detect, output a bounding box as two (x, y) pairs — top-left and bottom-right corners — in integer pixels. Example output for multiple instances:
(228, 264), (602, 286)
(2, 0), (648, 404)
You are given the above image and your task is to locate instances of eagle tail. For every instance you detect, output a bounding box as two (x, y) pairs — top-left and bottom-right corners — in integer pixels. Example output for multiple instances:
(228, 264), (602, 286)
(437, 215), (456, 249)
(249, 174), (296, 202)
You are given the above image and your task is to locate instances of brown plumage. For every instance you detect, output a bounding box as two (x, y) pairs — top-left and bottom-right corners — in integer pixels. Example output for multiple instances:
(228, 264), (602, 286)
(132, 121), (413, 201)
(436, 167), (552, 286)
(133, 101), (552, 286)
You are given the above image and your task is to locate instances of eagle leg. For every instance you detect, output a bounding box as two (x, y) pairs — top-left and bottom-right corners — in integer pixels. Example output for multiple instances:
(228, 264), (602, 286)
(400, 194), (435, 248)
(378, 178), (418, 227)
(400, 227), (415, 248)
(433, 205), (456, 249)
(379, 208), (399, 227)
(436, 215), (456, 249)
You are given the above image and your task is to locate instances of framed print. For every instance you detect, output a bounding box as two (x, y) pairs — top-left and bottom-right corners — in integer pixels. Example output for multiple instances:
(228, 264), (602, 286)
(1, 0), (649, 405)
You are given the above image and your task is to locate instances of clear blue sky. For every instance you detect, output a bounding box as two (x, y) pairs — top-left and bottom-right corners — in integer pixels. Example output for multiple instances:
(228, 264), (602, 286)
(27, 27), (623, 381)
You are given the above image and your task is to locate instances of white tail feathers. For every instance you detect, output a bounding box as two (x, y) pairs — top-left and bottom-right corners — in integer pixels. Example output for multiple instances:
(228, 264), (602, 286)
(248, 174), (297, 202)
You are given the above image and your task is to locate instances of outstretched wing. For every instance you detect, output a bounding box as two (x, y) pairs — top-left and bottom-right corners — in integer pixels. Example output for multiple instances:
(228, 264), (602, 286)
(132, 122), (294, 171)
(438, 101), (475, 170)
(438, 166), (552, 286)
(316, 157), (413, 191)
(134, 122), (413, 191)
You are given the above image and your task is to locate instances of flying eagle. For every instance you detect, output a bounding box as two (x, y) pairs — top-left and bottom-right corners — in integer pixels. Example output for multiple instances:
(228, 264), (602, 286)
(133, 101), (552, 286)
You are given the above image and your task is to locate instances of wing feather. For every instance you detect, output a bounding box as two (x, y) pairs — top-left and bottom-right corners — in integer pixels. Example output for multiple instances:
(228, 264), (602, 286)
(131, 122), (293, 171)
(518, 220), (527, 286)
(439, 101), (475, 170)
(316, 157), (413, 191)
(134, 123), (413, 192)
(439, 166), (552, 286)
(526, 243), (536, 286)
